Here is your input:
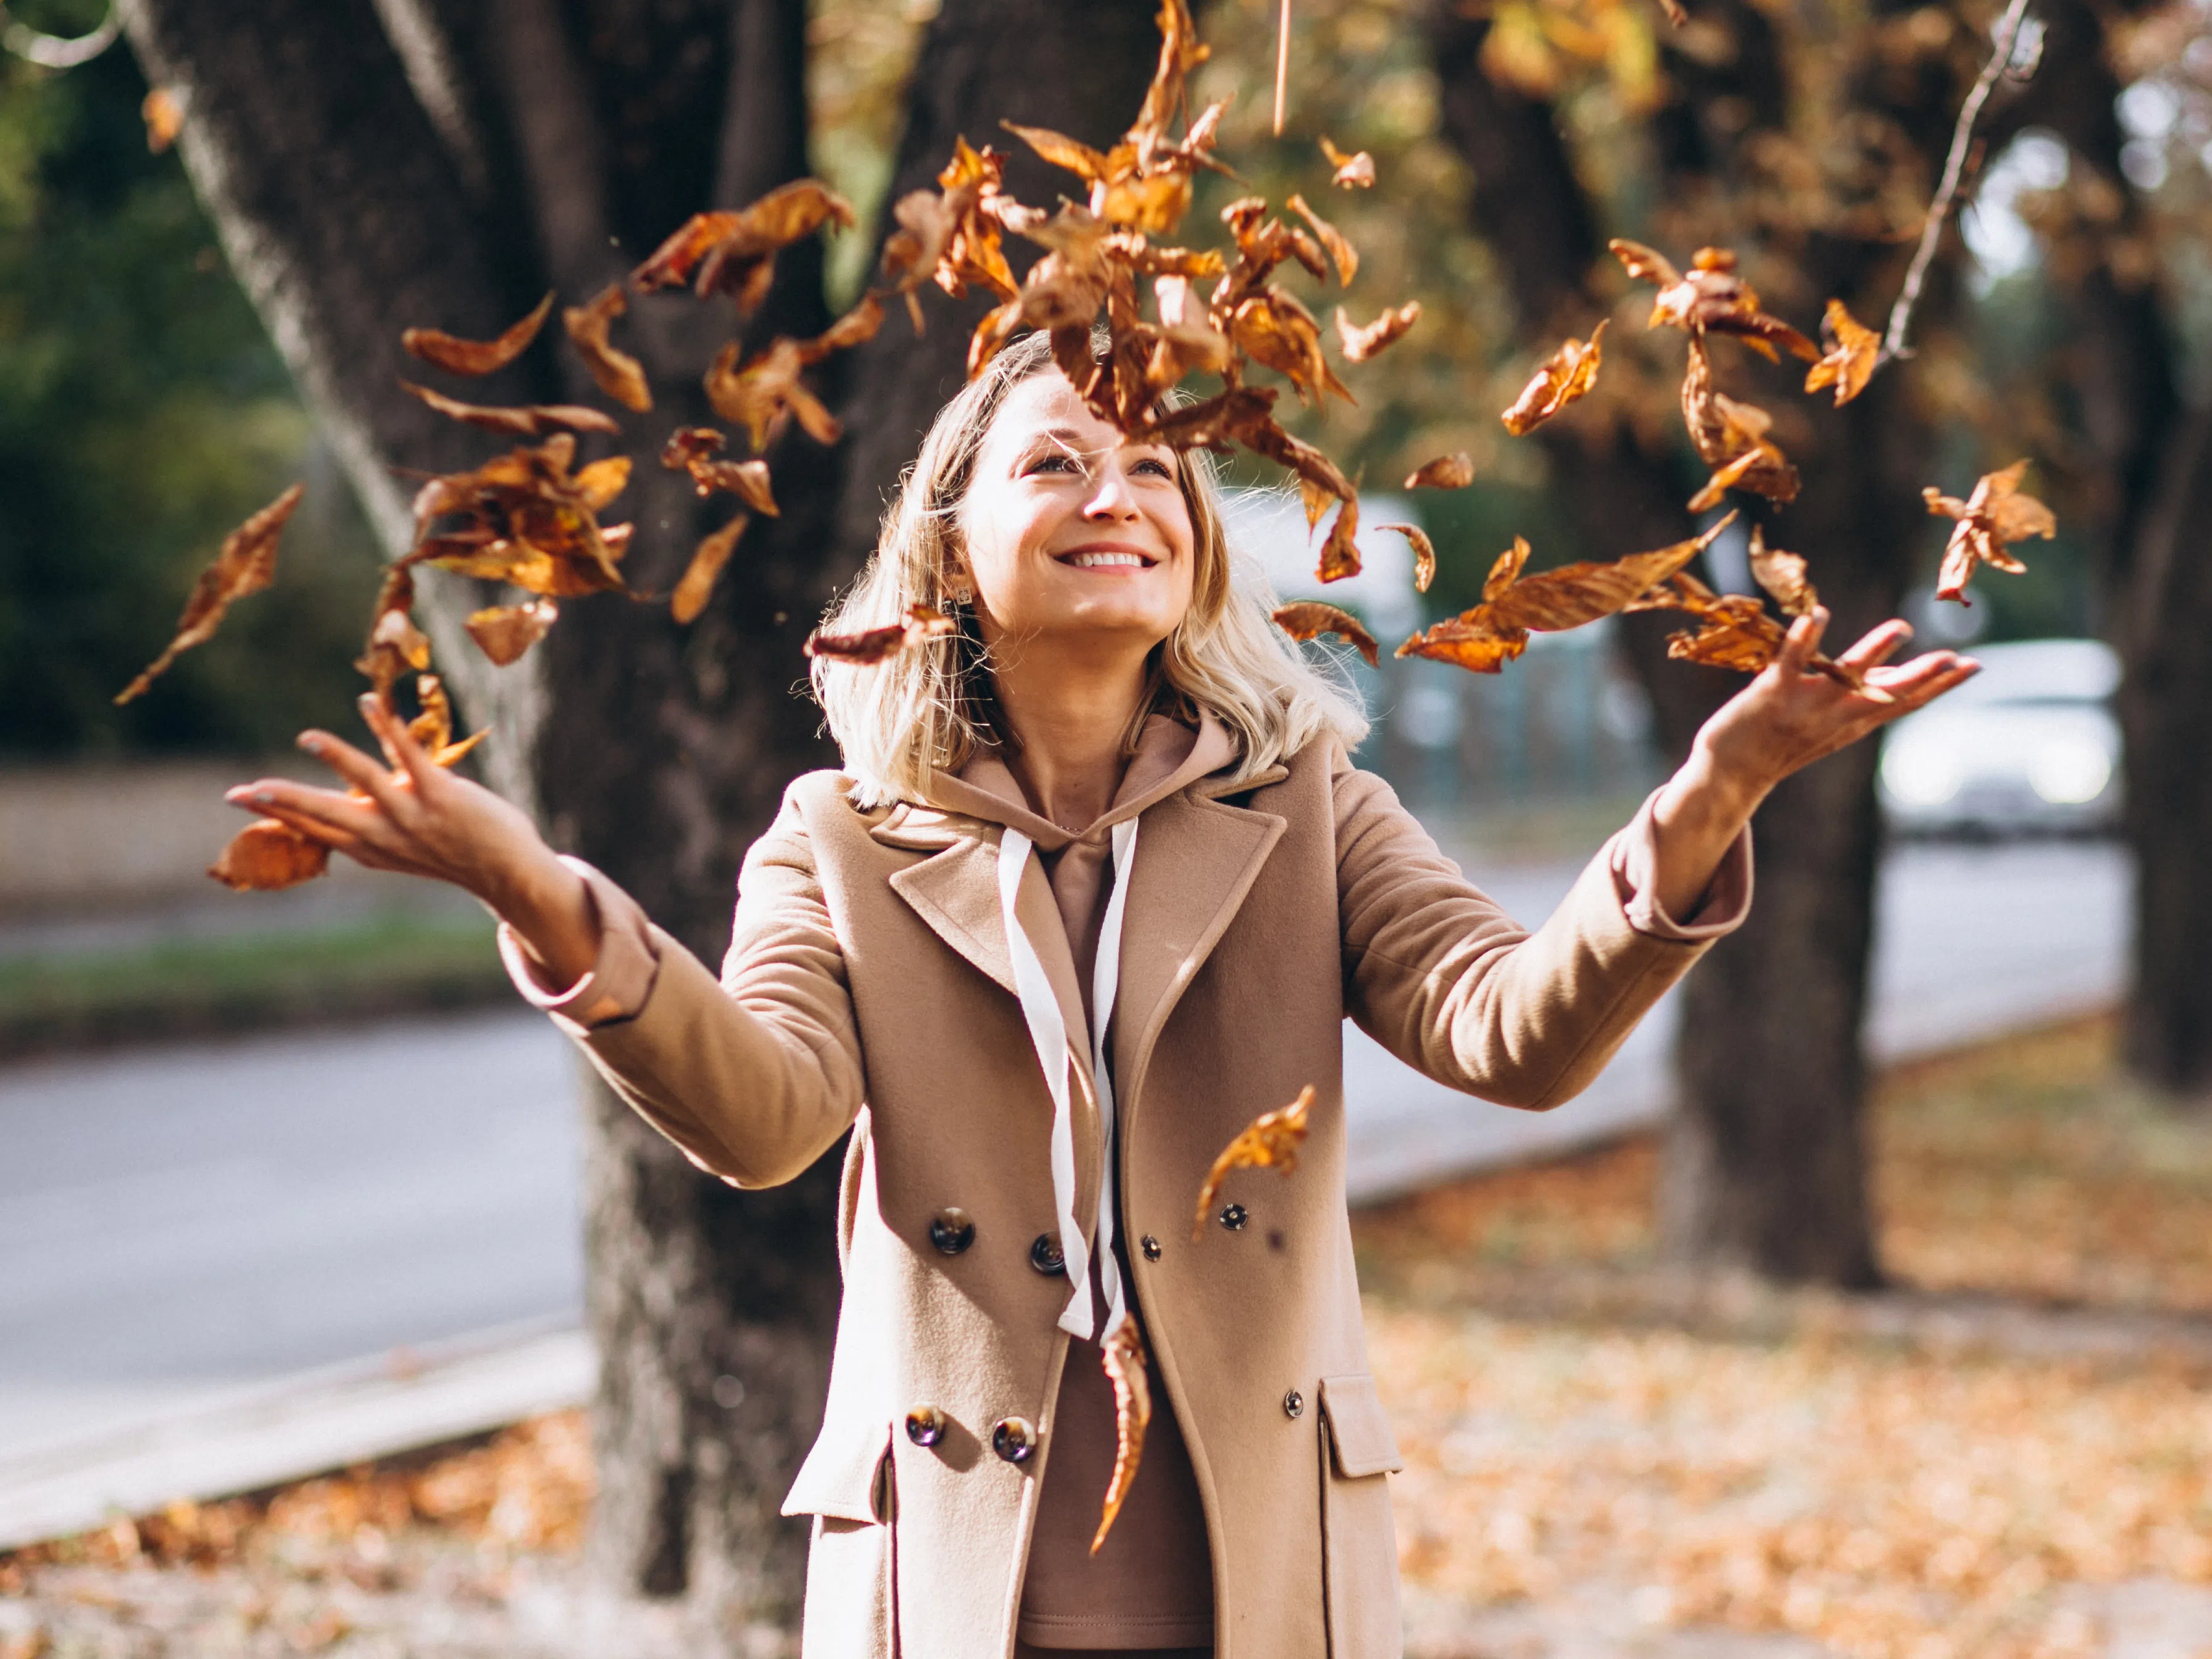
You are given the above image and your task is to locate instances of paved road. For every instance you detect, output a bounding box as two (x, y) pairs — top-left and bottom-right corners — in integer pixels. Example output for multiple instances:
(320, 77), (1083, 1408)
(0, 839), (2126, 1489)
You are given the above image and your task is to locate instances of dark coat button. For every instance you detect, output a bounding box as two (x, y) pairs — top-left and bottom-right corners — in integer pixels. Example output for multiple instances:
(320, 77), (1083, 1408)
(1029, 1233), (1066, 1276)
(1140, 1234), (1162, 1262)
(1219, 1203), (1248, 1232)
(928, 1208), (975, 1255)
(991, 1416), (1038, 1464)
(905, 1406), (946, 1447)
(1283, 1389), (1304, 1419)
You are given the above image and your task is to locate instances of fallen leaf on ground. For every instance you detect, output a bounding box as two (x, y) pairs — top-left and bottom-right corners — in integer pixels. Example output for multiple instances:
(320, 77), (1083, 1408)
(1319, 136), (1375, 188)
(562, 284), (651, 413)
(1273, 601), (1379, 666)
(399, 381), (620, 438)
(402, 294), (554, 377)
(1924, 460), (2055, 604)
(1804, 297), (1881, 406)
(1501, 320), (1606, 435)
(804, 603), (956, 664)
(1405, 452), (1474, 490)
(1377, 522), (1437, 593)
(672, 514), (747, 625)
(142, 88), (183, 153)
(465, 600), (557, 667)
(116, 483), (304, 704)
(1193, 1085), (1315, 1240)
(1092, 1319), (1152, 1555)
(1335, 302), (1420, 364)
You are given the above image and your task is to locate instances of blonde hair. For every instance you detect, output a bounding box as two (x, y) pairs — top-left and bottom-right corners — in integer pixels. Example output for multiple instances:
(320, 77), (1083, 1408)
(813, 330), (1368, 809)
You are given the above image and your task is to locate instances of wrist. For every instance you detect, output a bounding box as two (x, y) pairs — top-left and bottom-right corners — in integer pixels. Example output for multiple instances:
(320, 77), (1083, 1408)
(1661, 741), (1769, 834)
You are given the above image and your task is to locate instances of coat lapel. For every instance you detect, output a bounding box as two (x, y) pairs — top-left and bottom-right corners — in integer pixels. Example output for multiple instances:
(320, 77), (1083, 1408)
(1111, 788), (1287, 1117)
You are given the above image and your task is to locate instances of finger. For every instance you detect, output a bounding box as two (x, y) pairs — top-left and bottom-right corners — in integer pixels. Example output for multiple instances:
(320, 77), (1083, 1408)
(297, 728), (414, 822)
(226, 793), (364, 853)
(1835, 618), (1914, 673)
(359, 692), (439, 791)
(1777, 605), (1828, 677)
(227, 780), (390, 848)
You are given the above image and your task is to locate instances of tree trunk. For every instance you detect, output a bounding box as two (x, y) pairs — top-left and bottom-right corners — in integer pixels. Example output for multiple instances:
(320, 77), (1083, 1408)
(1428, 0), (1956, 1283)
(120, 0), (1166, 1636)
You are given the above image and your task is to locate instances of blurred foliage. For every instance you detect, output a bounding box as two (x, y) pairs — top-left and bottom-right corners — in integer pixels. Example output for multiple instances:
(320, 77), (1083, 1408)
(0, 30), (381, 760)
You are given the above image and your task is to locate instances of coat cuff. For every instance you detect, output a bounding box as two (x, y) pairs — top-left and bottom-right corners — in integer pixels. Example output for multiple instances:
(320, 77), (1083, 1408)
(1607, 788), (1754, 942)
(497, 855), (662, 1033)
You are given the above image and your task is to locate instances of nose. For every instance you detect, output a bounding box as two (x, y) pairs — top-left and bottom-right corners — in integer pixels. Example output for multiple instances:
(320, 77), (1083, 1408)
(1083, 463), (1141, 522)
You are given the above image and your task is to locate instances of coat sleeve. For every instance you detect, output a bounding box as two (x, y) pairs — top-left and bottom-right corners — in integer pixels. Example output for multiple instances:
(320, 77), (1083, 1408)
(497, 786), (867, 1188)
(1334, 746), (1751, 1110)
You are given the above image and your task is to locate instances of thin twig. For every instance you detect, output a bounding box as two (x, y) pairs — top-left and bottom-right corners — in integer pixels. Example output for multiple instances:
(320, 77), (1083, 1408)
(1273, 0), (1291, 136)
(1877, 0), (2037, 367)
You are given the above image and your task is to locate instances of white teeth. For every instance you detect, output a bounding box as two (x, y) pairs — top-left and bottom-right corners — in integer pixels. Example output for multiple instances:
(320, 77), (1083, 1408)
(1065, 551), (1147, 568)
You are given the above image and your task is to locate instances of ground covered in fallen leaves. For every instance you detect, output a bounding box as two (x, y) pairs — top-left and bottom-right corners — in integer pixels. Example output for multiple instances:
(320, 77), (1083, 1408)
(7, 1018), (2211, 1658)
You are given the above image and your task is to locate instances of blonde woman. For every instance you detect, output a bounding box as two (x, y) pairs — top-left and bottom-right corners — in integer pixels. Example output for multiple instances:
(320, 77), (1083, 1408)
(231, 328), (1974, 1658)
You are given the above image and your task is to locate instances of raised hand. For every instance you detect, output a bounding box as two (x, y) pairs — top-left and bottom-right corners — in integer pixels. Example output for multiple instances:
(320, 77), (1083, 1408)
(224, 694), (601, 986)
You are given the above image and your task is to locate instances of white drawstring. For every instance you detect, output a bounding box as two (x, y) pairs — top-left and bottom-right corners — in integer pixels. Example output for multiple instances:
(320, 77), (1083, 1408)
(996, 819), (1140, 1344)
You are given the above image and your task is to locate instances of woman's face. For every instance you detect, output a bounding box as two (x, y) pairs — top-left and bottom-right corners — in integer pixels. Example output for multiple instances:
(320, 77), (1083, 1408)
(955, 369), (1197, 663)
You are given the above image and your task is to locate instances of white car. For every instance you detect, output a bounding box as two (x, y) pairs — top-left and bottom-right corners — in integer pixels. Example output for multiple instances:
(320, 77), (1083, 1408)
(1878, 638), (2122, 836)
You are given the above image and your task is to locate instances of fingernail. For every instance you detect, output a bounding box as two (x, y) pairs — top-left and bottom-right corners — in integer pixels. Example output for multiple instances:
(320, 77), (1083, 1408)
(249, 790), (274, 806)
(297, 733), (323, 752)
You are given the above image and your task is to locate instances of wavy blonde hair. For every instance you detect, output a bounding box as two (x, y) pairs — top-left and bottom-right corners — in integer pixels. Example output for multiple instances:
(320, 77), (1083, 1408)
(812, 330), (1368, 808)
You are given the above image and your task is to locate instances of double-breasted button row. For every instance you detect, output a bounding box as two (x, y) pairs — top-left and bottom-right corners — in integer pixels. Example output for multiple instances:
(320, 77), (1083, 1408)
(905, 1405), (946, 1447)
(1028, 1233), (1066, 1277)
(991, 1416), (1037, 1464)
(928, 1208), (975, 1255)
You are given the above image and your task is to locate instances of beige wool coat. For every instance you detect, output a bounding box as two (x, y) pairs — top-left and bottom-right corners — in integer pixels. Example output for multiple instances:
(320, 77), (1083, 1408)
(504, 724), (1750, 1659)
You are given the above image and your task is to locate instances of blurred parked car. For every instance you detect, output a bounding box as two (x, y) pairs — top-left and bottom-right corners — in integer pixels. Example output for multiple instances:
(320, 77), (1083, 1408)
(1879, 638), (2121, 836)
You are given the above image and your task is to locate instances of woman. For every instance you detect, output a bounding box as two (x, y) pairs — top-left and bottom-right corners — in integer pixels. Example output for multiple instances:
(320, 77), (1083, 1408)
(230, 329), (1974, 1658)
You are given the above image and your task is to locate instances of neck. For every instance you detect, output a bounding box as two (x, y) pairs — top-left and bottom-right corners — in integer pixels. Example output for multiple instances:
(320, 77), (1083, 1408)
(988, 640), (1154, 831)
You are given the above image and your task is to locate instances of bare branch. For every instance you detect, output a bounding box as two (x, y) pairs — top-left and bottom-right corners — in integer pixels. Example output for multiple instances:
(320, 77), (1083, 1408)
(1877, 0), (2039, 368)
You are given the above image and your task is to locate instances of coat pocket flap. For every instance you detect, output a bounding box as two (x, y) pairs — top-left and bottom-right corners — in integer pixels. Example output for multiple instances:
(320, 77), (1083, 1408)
(1319, 1374), (1403, 1478)
(781, 1414), (892, 1524)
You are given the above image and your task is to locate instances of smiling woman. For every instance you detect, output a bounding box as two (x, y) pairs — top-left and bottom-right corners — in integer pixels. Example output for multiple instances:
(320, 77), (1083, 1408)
(227, 324), (1974, 1659)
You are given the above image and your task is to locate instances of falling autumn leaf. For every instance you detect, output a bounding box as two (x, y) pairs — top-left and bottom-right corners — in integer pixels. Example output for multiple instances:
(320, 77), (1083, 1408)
(208, 820), (331, 892)
(1626, 570), (1884, 696)
(117, 483), (304, 704)
(706, 336), (842, 451)
(402, 294), (555, 378)
(1316, 494), (1362, 583)
(1335, 302), (1420, 364)
(404, 435), (631, 601)
(562, 283), (652, 414)
(804, 603), (957, 665)
(672, 514), (748, 625)
(142, 87), (183, 154)
(1924, 460), (2055, 604)
(355, 591), (432, 696)
(1273, 601), (1379, 666)
(1378, 522), (1437, 594)
(1405, 453), (1475, 491)
(1319, 136), (1375, 188)
(1610, 240), (1819, 363)
(1194, 1085), (1315, 1241)
(465, 599), (558, 667)
(1092, 1318), (1152, 1555)
(1501, 320), (1607, 436)
(1803, 297), (1881, 407)
(400, 381), (621, 438)
(1679, 335), (1798, 512)
(633, 181), (857, 314)
(1287, 194), (1357, 285)
(1747, 526), (1816, 617)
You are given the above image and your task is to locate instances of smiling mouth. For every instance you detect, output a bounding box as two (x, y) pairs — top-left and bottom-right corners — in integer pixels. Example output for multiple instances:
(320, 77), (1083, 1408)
(1055, 548), (1158, 570)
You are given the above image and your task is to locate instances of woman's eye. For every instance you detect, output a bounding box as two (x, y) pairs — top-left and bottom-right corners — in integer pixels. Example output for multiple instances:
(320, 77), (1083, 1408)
(1134, 457), (1173, 478)
(1028, 453), (1079, 475)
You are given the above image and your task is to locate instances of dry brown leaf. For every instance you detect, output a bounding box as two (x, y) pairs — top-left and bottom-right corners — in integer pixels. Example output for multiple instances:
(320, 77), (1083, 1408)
(1803, 297), (1881, 407)
(1405, 453), (1474, 490)
(1287, 193), (1357, 285)
(632, 181), (856, 312)
(1611, 239), (1818, 362)
(1747, 525), (1816, 617)
(672, 514), (747, 625)
(1924, 460), (2055, 604)
(1378, 522), (1437, 594)
(804, 602), (957, 665)
(705, 337), (841, 450)
(402, 294), (554, 378)
(1231, 289), (1351, 407)
(1679, 334), (1798, 511)
(116, 483), (303, 704)
(142, 87), (183, 153)
(1316, 493), (1362, 583)
(1501, 320), (1606, 436)
(1394, 619), (1530, 672)
(207, 820), (331, 892)
(1273, 601), (1379, 667)
(881, 137), (1020, 304)
(405, 436), (630, 601)
(465, 599), (558, 667)
(1628, 570), (1882, 696)
(1334, 302), (1420, 364)
(562, 283), (651, 414)
(399, 381), (620, 438)
(1092, 1318), (1152, 1555)
(1193, 1085), (1315, 1240)
(1319, 136), (1375, 188)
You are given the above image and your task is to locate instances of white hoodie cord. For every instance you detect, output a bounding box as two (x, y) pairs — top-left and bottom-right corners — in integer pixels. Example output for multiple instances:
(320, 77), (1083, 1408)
(996, 820), (1139, 1344)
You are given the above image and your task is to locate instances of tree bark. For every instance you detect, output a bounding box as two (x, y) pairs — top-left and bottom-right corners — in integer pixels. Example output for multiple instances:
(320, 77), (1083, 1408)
(119, 0), (1168, 1635)
(1428, 1), (1952, 1283)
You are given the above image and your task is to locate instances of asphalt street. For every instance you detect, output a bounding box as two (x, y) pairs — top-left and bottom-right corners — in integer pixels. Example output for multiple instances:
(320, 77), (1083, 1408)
(0, 838), (2127, 1481)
